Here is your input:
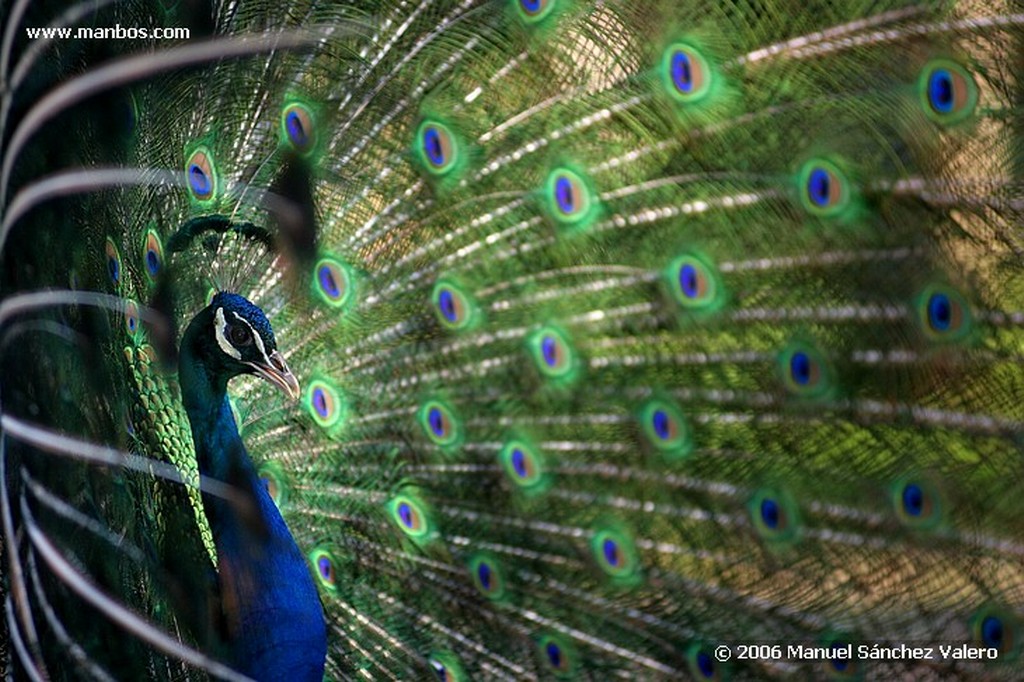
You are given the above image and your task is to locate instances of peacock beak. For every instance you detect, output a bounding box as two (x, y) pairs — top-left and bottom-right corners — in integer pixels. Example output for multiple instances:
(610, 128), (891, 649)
(246, 350), (301, 401)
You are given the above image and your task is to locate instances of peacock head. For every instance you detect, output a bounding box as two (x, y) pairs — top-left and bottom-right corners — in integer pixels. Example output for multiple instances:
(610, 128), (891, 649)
(184, 291), (300, 400)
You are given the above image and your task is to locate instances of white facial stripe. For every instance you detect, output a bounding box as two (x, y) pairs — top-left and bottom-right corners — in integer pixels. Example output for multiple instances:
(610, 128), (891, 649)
(229, 310), (272, 365)
(214, 308), (241, 360)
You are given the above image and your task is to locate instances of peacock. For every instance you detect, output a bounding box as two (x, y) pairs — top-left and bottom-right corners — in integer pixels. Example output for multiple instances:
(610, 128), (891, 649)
(2, 0), (1024, 679)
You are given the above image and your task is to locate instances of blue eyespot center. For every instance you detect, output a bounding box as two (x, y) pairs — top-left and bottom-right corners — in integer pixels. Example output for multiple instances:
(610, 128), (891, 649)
(672, 51), (693, 92)
(902, 483), (924, 517)
(602, 539), (620, 566)
(981, 616), (1003, 648)
(761, 499), (780, 529)
(439, 289), (457, 322)
(555, 176), (574, 213)
(477, 562), (492, 590)
(312, 388), (329, 418)
(808, 168), (830, 207)
(318, 556), (332, 579)
(928, 70), (954, 113)
(319, 265), (340, 298)
(429, 407), (445, 437)
(108, 257), (120, 282)
(541, 335), (558, 367)
(146, 250), (160, 275)
(398, 502), (414, 528)
(286, 111), (308, 146)
(679, 264), (699, 299)
(790, 352), (812, 386)
(652, 409), (671, 440)
(512, 448), (528, 478)
(927, 293), (952, 331)
(189, 164), (210, 196)
(696, 651), (714, 678)
(829, 642), (849, 671)
(545, 642), (562, 668)
(424, 127), (444, 165)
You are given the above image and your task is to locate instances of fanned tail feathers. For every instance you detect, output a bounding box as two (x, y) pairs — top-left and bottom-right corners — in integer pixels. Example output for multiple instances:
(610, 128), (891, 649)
(3, 0), (1024, 679)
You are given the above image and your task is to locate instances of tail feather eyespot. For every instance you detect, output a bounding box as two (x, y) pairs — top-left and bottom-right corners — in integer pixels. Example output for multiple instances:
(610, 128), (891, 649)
(662, 43), (712, 103)
(920, 60), (977, 124)
(185, 147), (216, 202)
(282, 102), (316, 152)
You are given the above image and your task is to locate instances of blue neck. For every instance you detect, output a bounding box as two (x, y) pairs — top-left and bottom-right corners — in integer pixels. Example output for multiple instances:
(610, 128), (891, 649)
(180, 357), (240, 481)
(179, 339), (326, 681)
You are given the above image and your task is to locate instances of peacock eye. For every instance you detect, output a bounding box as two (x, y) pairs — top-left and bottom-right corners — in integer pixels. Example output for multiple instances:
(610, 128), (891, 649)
(229, 324), (253, 347)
